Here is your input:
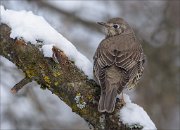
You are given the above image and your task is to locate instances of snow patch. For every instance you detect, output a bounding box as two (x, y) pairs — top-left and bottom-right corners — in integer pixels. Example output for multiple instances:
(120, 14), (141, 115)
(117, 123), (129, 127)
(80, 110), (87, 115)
(118, 94), (157, 130)
(117, 93), (132, 103)
(41, 44), (54, 58)
(0, 5), (93, 78)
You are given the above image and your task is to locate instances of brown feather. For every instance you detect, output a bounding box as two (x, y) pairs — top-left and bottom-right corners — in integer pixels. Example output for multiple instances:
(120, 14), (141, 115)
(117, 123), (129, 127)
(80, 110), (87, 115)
(93, 18), (146, 113)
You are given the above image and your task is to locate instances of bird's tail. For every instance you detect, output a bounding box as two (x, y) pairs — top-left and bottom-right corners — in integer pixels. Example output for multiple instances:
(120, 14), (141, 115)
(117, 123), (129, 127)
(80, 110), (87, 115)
(98, 84), (118, 113)
(98, 65), (126, 113)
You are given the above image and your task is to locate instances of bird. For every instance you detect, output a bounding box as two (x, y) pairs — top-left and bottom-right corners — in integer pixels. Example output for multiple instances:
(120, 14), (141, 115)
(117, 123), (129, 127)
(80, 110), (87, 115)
(93, 18), (146, 113)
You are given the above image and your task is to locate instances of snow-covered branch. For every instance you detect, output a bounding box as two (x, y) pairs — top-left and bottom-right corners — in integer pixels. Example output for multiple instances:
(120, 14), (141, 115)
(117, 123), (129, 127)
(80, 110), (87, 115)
(0, 6), (156, 130)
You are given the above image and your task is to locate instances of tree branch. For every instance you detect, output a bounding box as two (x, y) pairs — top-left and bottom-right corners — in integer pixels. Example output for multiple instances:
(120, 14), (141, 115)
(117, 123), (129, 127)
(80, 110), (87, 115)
(0, 24), (141, 130)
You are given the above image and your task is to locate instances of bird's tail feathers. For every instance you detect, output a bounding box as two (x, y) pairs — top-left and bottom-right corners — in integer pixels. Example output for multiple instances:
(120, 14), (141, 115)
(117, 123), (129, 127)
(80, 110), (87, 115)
(98, 91), (106, 112)
(98, 65), (125, 113)
(98, 84), (118, 113)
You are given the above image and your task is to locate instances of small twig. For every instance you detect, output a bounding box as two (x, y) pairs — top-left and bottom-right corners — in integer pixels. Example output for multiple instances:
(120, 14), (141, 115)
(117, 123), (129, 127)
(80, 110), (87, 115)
(32, 0), (101, 33)
(11, 77), (31, 94)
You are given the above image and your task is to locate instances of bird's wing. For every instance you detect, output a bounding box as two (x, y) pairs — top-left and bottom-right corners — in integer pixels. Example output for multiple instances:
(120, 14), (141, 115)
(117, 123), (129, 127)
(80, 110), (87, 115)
(93, 36), (144, 86)
(115, 48), (143, 71)
(93, 42), (115, 87)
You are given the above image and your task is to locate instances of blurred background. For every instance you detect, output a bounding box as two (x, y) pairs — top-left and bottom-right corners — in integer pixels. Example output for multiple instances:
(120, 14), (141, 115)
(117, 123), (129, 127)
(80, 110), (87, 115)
(0, 0), (179, 130)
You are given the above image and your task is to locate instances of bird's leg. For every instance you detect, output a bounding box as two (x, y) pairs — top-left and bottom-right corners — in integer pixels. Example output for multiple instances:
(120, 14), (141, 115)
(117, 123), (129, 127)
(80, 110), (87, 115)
(120, 92), (126, 106)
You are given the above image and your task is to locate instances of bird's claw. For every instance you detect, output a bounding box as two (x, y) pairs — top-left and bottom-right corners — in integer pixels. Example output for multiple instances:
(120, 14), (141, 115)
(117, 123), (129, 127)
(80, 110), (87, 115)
(119, 98), (126, 106)
(119, 92), (126, 107)
(126, 123), (143, 129)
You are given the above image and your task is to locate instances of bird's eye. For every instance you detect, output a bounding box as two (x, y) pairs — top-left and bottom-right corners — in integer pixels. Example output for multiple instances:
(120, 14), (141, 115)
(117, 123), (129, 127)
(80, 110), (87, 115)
(113, 24), (119, 29)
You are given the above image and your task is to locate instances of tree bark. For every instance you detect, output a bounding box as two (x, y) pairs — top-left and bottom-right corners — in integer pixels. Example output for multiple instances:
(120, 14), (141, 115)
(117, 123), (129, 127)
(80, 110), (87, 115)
(0, 24), (142, 130)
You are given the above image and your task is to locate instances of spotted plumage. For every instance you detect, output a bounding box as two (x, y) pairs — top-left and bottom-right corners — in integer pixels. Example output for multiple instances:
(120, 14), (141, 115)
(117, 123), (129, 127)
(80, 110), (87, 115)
(93, 18), (146, 113)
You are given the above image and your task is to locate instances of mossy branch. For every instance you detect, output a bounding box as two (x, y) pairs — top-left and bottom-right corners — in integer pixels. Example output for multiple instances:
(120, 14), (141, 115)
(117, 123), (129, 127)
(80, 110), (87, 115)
(0, 24), (142, 130)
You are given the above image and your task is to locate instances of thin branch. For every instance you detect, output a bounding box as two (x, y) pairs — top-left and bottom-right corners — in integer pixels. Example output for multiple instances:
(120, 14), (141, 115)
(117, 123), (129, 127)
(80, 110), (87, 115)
(29, 0), (102, 33)
(11, 77), (31, 94)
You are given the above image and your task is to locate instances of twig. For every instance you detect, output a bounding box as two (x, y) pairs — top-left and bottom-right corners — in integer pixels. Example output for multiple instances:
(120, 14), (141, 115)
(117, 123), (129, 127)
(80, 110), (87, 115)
(11, 78), (31, 94)
(30, 0), (102, 33)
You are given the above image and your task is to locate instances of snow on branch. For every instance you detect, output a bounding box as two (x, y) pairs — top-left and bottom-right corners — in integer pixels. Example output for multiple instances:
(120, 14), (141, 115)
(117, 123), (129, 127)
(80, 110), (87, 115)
(0, 5), (93, 79)
(118, 94), (157, 130)
(0, 6), (156, 130)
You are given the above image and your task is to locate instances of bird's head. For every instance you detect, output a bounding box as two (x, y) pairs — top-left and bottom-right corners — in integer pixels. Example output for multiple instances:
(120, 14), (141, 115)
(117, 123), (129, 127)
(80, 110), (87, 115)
(97, 18), (133, 37)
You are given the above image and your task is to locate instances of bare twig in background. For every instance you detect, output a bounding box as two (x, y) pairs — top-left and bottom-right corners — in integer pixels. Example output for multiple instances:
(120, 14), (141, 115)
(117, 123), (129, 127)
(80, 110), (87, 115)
(30, 0), (102, 33)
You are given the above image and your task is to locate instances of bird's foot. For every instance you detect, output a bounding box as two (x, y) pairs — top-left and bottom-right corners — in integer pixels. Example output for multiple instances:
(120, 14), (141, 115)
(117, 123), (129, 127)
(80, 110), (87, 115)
(119, 92), (126, 106)
(119, 98), (126, 106)
(126, 123), (143, 129)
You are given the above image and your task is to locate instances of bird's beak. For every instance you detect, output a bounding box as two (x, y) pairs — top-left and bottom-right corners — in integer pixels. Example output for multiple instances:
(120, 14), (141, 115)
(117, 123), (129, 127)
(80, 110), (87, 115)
(97, 22), (110, 27)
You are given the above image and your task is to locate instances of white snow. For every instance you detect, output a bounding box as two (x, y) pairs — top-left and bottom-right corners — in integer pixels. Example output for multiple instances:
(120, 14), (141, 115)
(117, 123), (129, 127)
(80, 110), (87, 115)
(118, 94), (157, 130)
(0, 5), (93, 78)
(41, 44), (54, 58)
